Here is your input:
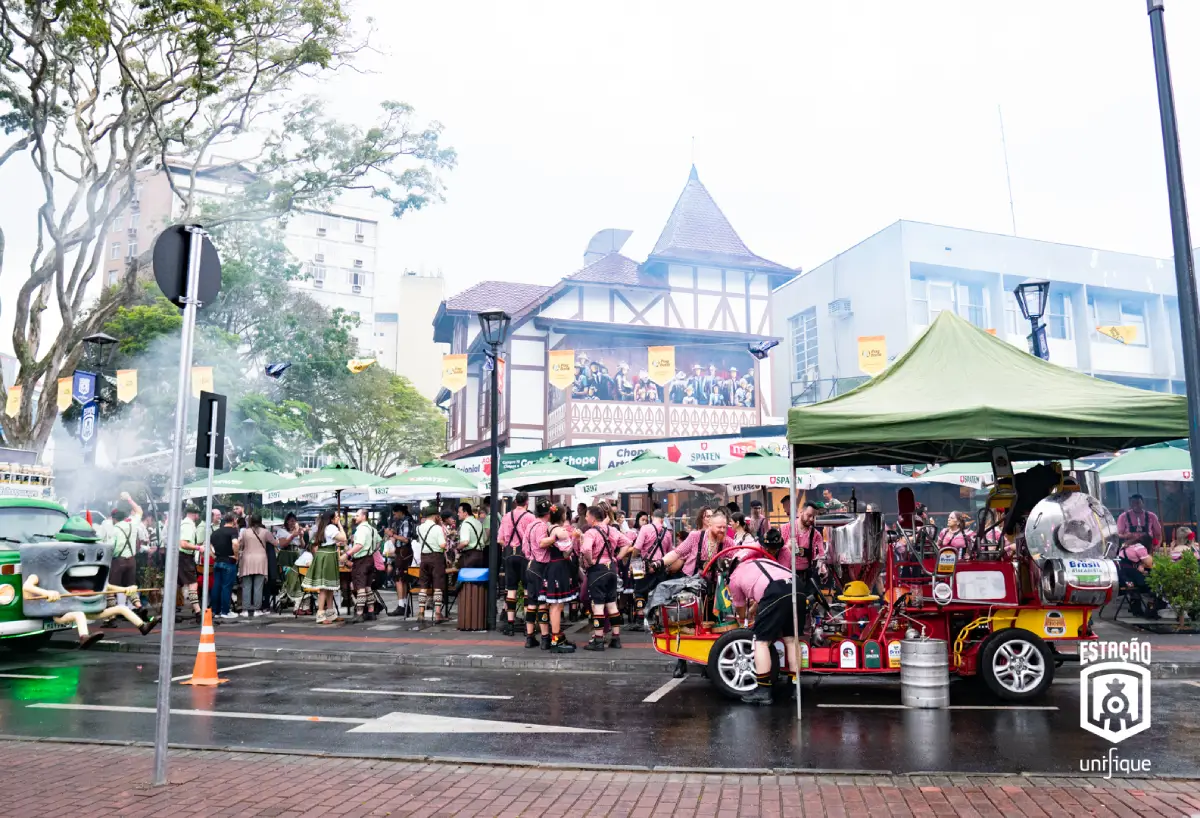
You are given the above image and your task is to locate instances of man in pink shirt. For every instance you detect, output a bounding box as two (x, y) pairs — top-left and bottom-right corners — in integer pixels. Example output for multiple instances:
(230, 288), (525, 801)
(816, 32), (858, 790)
(780, 501), (824, 574)
(728, 554), (800, 706)
(579, 506), (631, 651)
(625, 508), (674, 632)
(1117, 494), (1164, 547)
(660, 509), (736, 577)
(498, 491), (537, 636)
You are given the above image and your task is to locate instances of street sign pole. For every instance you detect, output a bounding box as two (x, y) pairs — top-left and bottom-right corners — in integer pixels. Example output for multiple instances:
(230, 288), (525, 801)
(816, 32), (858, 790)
(1147, 0), (1200, 527)
(199, 403), (219, 617)
(152, 225), (206, 787)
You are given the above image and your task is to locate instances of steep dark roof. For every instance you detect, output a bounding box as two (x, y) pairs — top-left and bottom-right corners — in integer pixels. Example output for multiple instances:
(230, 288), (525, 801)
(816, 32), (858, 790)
(566, 253), (660, 287)
(443, 281), (552, 314)
(649, 166), (794, 274)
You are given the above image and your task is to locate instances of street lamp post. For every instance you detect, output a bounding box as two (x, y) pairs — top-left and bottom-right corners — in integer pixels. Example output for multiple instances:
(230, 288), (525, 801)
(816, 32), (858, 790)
(81, 332), (119, 465)
(478, 308), (511, 631)
(1146, 0), (1200, 528)
(1012, 279), (1051, 361)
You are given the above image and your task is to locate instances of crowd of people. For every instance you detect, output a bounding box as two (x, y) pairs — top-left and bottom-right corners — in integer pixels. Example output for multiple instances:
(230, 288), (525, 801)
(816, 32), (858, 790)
(570, 355), (755, 408)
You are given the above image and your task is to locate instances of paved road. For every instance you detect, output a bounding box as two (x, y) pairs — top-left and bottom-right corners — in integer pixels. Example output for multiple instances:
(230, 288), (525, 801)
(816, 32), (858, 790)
(1, 649), (1196, 776)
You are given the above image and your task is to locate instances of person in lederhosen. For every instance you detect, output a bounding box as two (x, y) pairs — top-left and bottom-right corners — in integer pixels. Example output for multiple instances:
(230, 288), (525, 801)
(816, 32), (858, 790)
(344, 508), (380, 623)
(538, 503), (579, 653)
(413, 504), (448, 626)
(456, 502), (485, 569)
(522, 500), (553, 649)
(580, 505), (631, 651)
(497, 492), (536, 636)
(625, 507), (674, 631)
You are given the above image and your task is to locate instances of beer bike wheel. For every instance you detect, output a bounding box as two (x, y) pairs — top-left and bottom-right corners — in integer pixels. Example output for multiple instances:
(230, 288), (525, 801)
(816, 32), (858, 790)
(979, 628), (1054, 702)
(707, 628), (778, 700)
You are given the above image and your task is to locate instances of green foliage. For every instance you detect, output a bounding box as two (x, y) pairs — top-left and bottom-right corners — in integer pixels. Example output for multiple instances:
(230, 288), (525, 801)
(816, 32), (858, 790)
(234, 394), (313, 473)
(1147, 550), (1200, 627)
(104, 297), (183, 356)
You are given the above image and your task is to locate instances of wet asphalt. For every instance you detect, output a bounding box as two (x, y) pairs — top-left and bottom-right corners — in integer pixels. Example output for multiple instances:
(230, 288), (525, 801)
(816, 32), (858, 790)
(0, 649), (1196, 776)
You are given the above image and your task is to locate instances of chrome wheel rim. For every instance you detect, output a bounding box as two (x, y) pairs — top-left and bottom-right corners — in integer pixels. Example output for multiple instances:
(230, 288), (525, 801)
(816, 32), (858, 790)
(717, 638), (757, 692)
(992, 639), (1045, 693)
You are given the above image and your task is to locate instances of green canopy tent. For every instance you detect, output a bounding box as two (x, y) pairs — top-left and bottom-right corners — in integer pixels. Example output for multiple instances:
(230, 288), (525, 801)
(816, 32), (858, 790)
(182, 462), (293, 500)
(787, 311), (1189, 467)
(1097, 445), (1193, 483)
(573, 452), (707, 508)
(917, 460), (1092, 489)
(695, 451), (813, 491)
(372, 460), (482, 501)
(268, 463), (380, 512)
(497, 456), (589, 494)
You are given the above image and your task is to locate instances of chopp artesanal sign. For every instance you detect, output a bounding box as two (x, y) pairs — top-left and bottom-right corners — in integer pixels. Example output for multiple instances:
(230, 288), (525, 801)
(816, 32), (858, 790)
(499, 447), (601, 474)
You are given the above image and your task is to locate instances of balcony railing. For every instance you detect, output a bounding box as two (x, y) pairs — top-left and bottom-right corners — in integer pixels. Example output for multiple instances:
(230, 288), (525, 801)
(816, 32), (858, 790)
(547, 396), (758, 447)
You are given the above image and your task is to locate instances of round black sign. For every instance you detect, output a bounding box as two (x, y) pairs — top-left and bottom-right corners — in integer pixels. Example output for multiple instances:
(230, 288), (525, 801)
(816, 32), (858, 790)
(152, 224), (222, 308)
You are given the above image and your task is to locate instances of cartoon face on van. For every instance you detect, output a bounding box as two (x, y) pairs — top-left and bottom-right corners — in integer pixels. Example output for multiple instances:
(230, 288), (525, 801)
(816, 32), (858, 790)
(20, 541), (112, 616)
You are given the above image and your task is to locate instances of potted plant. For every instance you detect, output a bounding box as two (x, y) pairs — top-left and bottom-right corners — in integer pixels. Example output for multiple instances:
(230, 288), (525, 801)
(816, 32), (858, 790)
(1147, 550), (1200, 629)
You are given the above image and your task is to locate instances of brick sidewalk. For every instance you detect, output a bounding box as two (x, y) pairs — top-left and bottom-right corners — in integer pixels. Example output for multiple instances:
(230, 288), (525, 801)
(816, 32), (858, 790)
(4, 741), (1198, 817)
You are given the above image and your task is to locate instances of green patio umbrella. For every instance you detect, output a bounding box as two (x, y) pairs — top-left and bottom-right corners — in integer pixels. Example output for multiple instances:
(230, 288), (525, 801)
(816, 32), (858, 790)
(694, 451), (813, 491)
(269, 463), (380, 510)
(498, 455), (588, 493)
(574, 451), (705, 500)
(915, 462), (995, 489)
(373, 460), (482, 499)
(1097, 446), (1193, 483)
(181, 462), (293, 499)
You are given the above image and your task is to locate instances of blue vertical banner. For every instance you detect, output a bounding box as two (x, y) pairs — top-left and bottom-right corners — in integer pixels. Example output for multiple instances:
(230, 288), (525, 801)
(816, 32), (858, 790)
(72, 371), (97, 405)
(78, 400), (99, 454)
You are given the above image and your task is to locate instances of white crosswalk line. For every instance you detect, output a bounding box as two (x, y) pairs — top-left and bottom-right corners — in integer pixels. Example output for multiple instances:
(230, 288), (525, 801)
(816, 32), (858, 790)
(171, 659), (273, 682)
(312, 687), (511, 700)
(642, 677), (686, 703)
(28, 702), (366, 724)
(350, 711), (612, 734)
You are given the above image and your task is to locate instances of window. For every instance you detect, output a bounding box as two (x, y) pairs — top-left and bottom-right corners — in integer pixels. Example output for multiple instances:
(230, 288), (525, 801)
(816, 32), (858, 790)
(110, 242), (121, 260)
(316, 214), (333, 236)
(1090, 295), (1147, 346)
(911, 275), (986, 327)
(911, 277), (928, 324)
(789, 308), (818, 381)
(311, 265), (326, 286)
(1047, 291), (1072, 341)
(957, 282), (986, 328)
(126, 241), (138, 258)
(350, 270), (367, 290)
(129, 212), (140, 229)
(375, 312), (399, 323)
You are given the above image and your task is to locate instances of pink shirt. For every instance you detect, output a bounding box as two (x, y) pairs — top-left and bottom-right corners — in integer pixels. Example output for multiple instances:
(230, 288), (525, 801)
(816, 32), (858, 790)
(580, 524), (629, 567)
(937, 529), (974, 551)
(1119, 543), (1151, 564)
(1117, 509), (1163, 545)
(499, 508), (537, 552)
(780, 523), (824, 570)
(675, 531), (737, 576)
(728, 558), (793, 608)
(633, 523), (674, 559)
(525, 520), (552, 563)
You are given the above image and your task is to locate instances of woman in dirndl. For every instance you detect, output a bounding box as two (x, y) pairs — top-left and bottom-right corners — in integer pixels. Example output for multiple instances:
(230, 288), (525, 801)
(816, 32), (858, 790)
(303, 511), (343, 624)
(275, 513), (308, 610)
(539, 503), (579, 653)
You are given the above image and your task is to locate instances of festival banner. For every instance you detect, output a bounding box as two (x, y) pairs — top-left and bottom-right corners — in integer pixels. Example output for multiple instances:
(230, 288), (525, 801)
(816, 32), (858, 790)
(56, 378), (72, 413)
(857, 335), (887, 376)
(441, 354), (467, 393)
(1097, 325), (1138, 345)
(548, 349), (574, 391)
(4, 386), (20, 417)
(191, 366), (214, 398)
(347, 357), (376, 374)
(498, 357), (506, 395)
(116, 369), (138, 403)
(648, 346), (675, 385)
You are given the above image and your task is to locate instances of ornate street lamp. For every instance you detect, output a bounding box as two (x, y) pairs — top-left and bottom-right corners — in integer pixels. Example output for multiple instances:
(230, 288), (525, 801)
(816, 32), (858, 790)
(82, 332), (119, 371)
(1012, 279), (1051, 361)
(477, 308), (511, 630)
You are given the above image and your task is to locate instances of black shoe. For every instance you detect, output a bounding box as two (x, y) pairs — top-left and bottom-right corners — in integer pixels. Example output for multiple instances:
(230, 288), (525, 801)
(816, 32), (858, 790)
(551, 639), (576, 654)
(525, 635), (539, 649)
(672, 659), (688, 679)
(628, 620), (644, 633)
(364, 612), (377, 622)
(567, 609), (579, 623)
(583, 637), (605, 652)
(102, 619), (119, 629)
(78, 632), (105, 650)
(608, 636), (622, 649)
(350, 615), (364, 624)
(540, 635), (551, 651)
(741, 686), (774, 706)
(387, 607), (405, 617)
(501, 620), (514, 636)
(138, 616), (160, 636)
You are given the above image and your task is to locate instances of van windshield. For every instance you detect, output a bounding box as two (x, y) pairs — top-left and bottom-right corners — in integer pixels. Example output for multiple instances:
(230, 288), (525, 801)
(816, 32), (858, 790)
(0, 506), (69, 545)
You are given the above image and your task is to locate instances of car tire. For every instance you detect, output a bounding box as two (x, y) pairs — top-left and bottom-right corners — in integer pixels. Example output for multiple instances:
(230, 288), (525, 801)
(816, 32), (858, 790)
(707, 628), (778, 700)
(979, 628), (1054, 702)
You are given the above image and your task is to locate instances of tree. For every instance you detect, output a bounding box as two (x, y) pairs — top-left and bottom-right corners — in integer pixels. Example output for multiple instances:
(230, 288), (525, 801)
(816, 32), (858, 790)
(0, 0), (455, 451)
(315, 367), (444, 475)
(234, 393), (312, 473)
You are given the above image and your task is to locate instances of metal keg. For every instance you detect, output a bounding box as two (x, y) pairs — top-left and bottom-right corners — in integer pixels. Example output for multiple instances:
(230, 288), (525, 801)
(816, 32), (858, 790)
(900, 638), (949, 709)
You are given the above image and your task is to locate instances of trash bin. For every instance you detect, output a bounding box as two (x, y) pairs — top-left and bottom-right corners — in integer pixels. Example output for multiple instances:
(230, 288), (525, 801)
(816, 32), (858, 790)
(457, 567), (488, 631)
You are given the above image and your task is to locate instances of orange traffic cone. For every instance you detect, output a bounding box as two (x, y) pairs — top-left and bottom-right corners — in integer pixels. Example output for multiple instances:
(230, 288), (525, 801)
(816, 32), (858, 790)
(181, 609), (227, 686)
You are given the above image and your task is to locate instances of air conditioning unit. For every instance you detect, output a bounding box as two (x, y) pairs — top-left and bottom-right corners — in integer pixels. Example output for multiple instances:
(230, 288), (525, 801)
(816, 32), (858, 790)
(316, 227), (327, 236)
(353, 259), (363, 268)
(314, 254), (325, 263)
(127, 228), (137, 237)
(130, 199), (140, 211)
(828, 298), (853, 318)
(352, 285), (362, 293)
(355, 232), (365, 243)
(313, 279), (324, 288)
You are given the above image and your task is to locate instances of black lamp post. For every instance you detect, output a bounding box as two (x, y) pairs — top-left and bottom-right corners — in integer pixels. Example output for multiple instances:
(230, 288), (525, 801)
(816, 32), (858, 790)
(478, 307), (511, 630)
(1012, 279), (1051, 361)
(81, 332), (119, 465)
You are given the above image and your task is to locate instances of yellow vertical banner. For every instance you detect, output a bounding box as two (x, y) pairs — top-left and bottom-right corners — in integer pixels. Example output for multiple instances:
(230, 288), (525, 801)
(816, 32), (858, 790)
(4, 386), (20, 417)
(56, 378), (72, 412)
(1097, 325), (1138, 345)
(548, 349), (574, 391)
(648, 346), (675, 385)
(857, 335), (887, 376)
(441, 354), (467, 393)
(191, 366), (213, 398)
(116, 369), (138, 403)
(498, 357), (506, 395)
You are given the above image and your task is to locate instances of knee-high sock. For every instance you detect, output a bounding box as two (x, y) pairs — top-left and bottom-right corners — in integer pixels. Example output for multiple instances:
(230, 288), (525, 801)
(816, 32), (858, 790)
(525, 606), (538, 635)
(506, 599), (517, 623)
(432, 590), (444, 616)
(417, 591), (428, 620)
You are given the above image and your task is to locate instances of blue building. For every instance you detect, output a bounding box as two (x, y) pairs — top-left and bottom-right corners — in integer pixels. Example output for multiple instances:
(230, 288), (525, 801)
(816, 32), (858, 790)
(771, 220), (1187, 411)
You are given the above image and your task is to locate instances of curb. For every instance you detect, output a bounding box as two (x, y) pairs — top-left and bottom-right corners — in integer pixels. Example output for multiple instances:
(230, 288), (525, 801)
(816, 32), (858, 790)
(0, 736), (1195, 781)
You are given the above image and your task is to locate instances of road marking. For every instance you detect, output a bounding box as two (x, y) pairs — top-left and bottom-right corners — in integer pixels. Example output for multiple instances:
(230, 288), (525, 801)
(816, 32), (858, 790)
(350, 712), (613, 734)
(312, 687), (512, 701)
(1186, 681), (1200, 689)
(171, 659), (273, 683)
(0, 673), (57, 680)
(642, 677), (686, 703)
(28, 703), (367, 724)
(815, 703), (1058, 711)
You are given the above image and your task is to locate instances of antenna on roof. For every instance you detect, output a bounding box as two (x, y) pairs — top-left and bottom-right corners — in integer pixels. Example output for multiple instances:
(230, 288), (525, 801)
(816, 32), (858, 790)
(691, 135), (695, 165)
(998, 104), (1017, 236)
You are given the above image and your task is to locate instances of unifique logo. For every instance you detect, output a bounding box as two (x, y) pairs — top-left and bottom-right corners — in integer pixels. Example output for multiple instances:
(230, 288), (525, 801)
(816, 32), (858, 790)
(1080, 661), (1151, 743)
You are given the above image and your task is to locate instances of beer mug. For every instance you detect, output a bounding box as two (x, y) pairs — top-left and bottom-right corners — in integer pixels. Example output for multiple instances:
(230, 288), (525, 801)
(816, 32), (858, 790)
(630, 556), (646, 580)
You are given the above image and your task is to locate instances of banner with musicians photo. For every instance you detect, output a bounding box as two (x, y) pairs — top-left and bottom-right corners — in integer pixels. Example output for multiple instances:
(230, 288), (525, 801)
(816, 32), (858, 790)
(546, 335), (755, 410)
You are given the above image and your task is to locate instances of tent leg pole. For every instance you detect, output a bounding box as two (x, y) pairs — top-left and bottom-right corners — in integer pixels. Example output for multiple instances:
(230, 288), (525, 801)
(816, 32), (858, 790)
(789, 452), (801, 723)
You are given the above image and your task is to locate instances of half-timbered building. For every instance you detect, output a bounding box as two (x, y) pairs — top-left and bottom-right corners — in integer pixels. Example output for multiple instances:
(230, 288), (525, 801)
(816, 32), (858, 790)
(433, 168), (798, 459)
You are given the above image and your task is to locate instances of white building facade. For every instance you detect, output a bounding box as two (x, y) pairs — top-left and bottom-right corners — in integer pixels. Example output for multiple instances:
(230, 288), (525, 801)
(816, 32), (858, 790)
(771, 220), (1187, 412)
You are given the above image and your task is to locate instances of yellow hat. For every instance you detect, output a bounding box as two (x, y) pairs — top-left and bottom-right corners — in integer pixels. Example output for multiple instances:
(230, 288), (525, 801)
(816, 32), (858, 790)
(837, 580), (879, 603)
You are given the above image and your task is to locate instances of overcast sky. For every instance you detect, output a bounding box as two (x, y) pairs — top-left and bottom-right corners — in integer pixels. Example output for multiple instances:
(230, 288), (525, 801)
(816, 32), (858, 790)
(3, 0), (1200, 325)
